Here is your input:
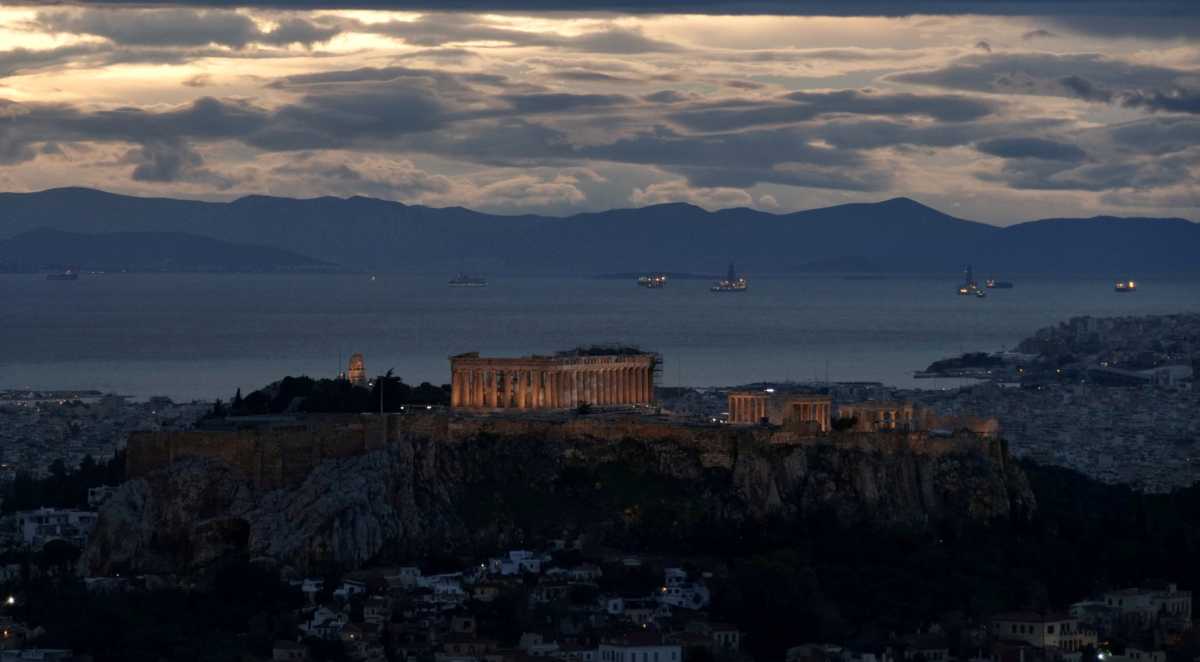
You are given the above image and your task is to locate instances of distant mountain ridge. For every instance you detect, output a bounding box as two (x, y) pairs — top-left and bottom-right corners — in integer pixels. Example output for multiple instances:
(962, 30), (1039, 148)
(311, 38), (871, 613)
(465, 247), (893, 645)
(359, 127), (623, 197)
(0, 187), (1194, 275)
(0, 228), (330, 273)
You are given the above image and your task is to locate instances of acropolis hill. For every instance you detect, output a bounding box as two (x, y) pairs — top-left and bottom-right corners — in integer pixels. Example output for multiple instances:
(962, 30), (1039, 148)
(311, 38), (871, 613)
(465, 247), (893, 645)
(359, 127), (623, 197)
(125, 410), (1009, 491)
(95, 406), (1033, 575)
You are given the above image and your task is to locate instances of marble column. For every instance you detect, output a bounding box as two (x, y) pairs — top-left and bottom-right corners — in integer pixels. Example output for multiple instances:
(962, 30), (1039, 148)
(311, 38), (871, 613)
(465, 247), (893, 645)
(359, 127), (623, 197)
(473, 369), (484, 407)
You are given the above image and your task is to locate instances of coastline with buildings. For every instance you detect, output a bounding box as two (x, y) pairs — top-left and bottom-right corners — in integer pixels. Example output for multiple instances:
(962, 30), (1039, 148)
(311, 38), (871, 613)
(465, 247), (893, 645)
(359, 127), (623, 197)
(0, 316), (1194, 661)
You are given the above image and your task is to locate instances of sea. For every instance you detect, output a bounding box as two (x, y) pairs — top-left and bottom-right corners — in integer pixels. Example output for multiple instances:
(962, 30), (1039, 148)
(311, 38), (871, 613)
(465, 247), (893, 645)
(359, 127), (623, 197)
(1, 273), (1197, 402)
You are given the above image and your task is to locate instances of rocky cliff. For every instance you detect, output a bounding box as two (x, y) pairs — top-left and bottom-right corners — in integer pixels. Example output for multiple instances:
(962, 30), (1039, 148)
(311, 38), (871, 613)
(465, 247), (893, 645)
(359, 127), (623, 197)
(83, 422), (1035, 576)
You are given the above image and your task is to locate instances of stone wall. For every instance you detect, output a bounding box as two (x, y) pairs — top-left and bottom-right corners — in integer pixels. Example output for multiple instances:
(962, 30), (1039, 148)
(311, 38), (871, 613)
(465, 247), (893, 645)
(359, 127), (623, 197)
(128, 412), (1005, 491)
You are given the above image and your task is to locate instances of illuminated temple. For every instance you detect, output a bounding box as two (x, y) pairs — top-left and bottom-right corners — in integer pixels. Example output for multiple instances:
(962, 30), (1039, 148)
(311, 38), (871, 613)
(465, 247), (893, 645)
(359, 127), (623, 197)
(450, 348), (657, 409)
(727, 390), (832, 431)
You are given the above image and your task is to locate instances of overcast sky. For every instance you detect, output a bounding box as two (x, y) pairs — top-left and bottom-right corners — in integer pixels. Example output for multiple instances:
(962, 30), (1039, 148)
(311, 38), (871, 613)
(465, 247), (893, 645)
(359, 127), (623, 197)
(0, 2), (1196, 223)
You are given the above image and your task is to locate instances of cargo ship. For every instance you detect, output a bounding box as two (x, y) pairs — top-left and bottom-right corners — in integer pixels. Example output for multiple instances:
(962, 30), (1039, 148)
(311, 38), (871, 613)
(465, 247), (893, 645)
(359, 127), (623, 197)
(46, 267), (79, 281)
(1114, 280), (1137, 293)
(711, 262), (748, 292)
(986, 278), (1014, 289)
(449, 273), (487, 287)
(637, 274), (667, 288)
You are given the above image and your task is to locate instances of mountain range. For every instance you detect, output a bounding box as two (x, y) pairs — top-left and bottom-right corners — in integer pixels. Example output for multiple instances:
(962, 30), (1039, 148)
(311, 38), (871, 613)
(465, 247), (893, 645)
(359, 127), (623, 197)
(0, 187), (1195, 275)
(0, 228), (329, 273)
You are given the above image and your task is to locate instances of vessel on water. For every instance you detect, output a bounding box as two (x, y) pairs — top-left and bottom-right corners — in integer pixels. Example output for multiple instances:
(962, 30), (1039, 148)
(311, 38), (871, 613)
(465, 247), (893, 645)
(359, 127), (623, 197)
(46, 267), (79, 281)
(957, 265), (983, 296)
(449, 273), (487, 287)
(637, 274), (667, 288)
(711, 262), (748, 292)
(451, 271), (487, 286)
(1114, 280), (1137, 293)
(985, 278), (1014, 289)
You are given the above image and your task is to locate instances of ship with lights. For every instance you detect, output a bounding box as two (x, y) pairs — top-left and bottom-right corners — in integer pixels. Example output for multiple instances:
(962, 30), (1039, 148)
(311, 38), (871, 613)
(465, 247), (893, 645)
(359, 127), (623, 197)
(637, 274), (667, 288)
(711, 262), (748, 292)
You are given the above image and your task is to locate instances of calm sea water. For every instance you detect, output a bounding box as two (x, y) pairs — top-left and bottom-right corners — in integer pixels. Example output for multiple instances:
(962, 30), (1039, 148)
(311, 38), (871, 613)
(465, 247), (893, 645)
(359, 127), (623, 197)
(1, 273), (1197, 401)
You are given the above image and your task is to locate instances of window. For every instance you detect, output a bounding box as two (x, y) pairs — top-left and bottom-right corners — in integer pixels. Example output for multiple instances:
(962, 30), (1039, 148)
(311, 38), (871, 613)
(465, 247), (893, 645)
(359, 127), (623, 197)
(1047, 626), (1055, 634)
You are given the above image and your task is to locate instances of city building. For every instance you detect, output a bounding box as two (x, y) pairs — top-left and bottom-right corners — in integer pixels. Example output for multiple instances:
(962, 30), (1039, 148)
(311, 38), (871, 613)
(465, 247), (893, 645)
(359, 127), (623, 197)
(16, 509), (97, 549)
(727, 390), (832, 431)
(599, 632), (682, 662)
(1101, 584), (1192, 631)
(450, 348), (656, 410)
(990, 612), (1096, 652)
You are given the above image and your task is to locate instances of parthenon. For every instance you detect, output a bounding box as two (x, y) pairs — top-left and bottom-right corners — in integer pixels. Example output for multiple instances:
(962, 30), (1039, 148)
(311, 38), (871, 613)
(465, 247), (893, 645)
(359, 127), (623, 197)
(450, 349), (657, 409)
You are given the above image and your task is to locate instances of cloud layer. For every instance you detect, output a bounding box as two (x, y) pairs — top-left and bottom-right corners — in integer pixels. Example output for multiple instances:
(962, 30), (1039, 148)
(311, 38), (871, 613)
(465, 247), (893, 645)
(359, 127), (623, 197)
(0, 5), (1196, 222)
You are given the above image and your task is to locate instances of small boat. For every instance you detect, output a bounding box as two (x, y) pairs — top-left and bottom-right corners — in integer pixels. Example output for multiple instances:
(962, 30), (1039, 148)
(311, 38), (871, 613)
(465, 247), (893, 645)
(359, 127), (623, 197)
(711, 262), (748, 292)
(986, 278), (1014, 289)
(1114, 280), (1137, 293)
(637, 274), (667, 288)
(46, 267), (79, 281)
(449, 273), (487, 287)
(975, 289), (987, 298)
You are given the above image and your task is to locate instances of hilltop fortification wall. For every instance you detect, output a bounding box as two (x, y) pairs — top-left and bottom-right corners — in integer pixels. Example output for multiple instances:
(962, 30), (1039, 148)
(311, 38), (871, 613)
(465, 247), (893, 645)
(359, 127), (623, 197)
(128, 412), (1005, 491)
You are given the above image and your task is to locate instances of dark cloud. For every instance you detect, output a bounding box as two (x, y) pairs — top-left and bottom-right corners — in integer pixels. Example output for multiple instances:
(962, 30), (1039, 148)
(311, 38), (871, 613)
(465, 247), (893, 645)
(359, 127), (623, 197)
(975, 136), (1086, 161)
(34, 8), (263, 48)
(124, 139), (204, 182)
(983, 153), (1196, 192)
(580, 124), (887, 190)
(551, 70), (638, 83)
(724, 80), (766, 90)
(1057, 75), (1113, 102)
(0, 44), (109, 78)
(258, 16), (344, 46)
(669, 89), (997, 132)
(643, 90), (689, 104)
(1121, 89), (1200, 115)
(893, 53), (1200, 114)
(812, 116), (1069, 150)
(270, 153), (454, 198)
(1108, 117), (1200, 155)
(269, 65), (509, 95)
(33, 8), (344, 49)
(1020, 29), (1057, 40)
(501, 93), (633, 114)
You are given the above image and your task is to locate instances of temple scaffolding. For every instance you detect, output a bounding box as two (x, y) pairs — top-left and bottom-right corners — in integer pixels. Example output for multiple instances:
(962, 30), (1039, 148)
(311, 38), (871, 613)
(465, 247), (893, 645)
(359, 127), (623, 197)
(450, 350), (657, 410)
